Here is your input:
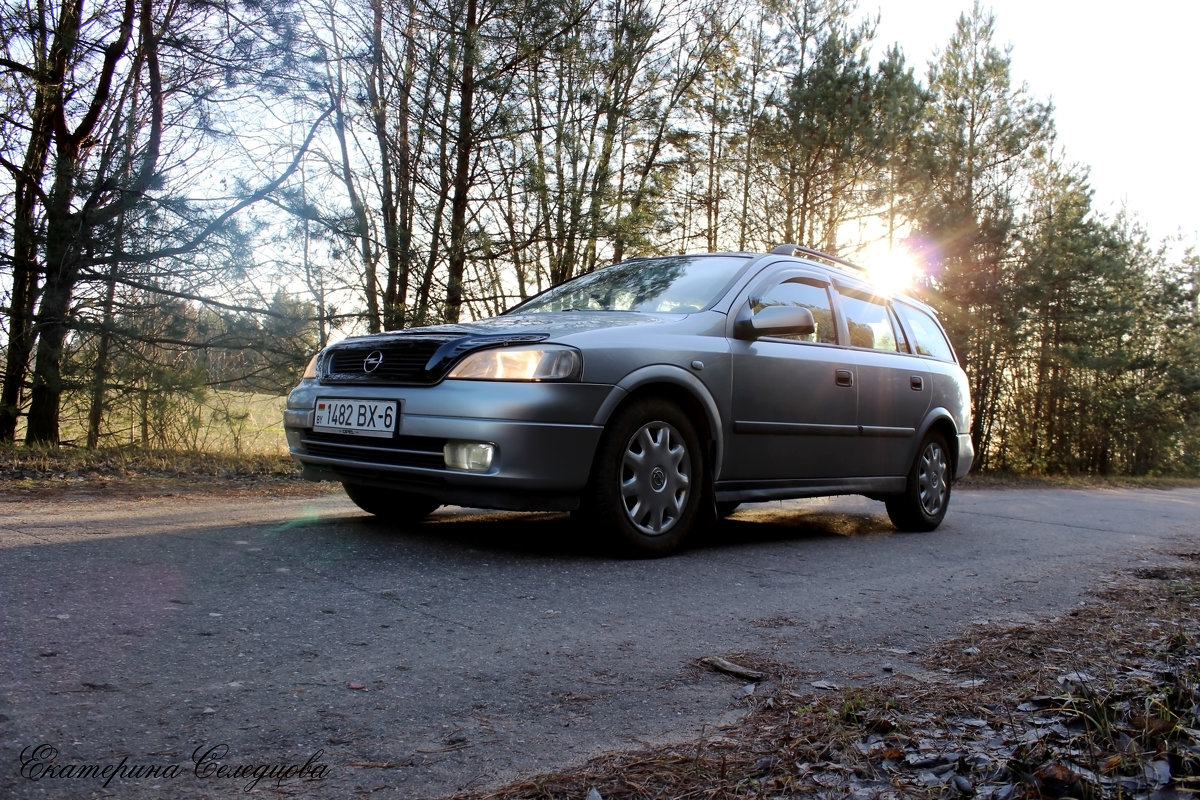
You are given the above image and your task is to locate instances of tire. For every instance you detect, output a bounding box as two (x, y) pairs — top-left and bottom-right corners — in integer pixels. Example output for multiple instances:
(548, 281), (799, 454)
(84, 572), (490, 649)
(342, 483), (440, 525)
(582, 398), (710, 556)
(885, 432), (951, 531)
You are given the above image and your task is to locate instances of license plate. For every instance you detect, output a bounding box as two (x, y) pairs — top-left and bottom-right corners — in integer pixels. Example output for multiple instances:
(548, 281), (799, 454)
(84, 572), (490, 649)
(313, 398), (398, 438)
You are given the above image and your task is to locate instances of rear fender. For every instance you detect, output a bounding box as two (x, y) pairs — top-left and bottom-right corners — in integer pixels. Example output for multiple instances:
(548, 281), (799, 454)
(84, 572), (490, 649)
(912, 408), (969, 480)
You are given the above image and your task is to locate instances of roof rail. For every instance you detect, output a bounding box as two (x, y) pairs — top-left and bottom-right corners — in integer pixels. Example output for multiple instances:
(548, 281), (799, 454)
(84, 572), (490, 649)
(770, 244), (867, 274)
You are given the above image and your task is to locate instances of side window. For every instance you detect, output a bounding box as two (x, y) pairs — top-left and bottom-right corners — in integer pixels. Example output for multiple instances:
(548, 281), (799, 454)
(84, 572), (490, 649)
(894, 301), (957, 362)
(753, 280), (837, 343)
(838, 291), (905, 352)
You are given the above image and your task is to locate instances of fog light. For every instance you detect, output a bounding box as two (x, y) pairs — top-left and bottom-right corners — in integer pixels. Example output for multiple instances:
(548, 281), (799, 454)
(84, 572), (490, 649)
(444, 441), (495, 472)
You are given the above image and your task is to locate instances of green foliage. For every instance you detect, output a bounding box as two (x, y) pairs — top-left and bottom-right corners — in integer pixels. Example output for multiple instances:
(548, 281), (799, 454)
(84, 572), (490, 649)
(906, 3), (1050, 469)
(968, 151), (1199, 476)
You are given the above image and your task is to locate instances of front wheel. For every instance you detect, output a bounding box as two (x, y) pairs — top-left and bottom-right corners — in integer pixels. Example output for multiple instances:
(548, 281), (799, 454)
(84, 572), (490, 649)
(580, 398), (710, 556)
(342, 483), (440, 526)
(885, 433), (952, 531)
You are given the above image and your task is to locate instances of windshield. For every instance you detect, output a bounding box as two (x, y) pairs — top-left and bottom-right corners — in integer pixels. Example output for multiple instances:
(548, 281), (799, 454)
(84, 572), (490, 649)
(513, 255), (750, 314)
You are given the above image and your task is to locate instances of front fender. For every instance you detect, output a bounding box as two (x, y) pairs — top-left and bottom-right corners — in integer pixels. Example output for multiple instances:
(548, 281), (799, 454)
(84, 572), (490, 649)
(591, 364), (727, 479)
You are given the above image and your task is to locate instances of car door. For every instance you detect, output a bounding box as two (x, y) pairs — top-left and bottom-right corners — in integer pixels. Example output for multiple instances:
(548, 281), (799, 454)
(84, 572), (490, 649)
(724, 269), (860, 481)
(834, 284), (932, 477)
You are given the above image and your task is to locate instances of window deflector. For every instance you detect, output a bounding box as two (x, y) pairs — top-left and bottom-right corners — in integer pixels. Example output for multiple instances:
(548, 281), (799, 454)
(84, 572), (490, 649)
(739, 270), (836, 345)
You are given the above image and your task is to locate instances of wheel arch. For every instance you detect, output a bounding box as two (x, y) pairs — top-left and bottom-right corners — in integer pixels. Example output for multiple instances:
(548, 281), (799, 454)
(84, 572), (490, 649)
(591, 365), (724, 480)
(914, 409), (961, 478)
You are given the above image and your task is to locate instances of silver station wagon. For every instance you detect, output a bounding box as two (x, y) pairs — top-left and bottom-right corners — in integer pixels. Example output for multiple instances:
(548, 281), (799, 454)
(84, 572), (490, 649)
(284, 245), (974, 555)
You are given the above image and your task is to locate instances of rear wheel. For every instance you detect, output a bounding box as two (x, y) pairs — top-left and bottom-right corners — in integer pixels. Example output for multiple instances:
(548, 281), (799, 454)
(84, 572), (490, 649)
(342, 483), (440, 525)
(581, 398), (710, 556)
(885, 432), (951, 531)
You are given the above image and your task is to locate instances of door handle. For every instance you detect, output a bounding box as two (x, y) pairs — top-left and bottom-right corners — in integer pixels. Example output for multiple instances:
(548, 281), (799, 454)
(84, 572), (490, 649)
(910, 376), (924, 391)
(835, 369), (854, 387)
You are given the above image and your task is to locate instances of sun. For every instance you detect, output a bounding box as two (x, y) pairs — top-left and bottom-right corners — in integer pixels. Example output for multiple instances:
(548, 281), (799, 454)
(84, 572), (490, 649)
(857, 242), (924, 294)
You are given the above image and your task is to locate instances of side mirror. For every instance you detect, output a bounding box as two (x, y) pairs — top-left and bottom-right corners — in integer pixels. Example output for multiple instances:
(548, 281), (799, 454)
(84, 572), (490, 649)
(734, 304), (816, 339)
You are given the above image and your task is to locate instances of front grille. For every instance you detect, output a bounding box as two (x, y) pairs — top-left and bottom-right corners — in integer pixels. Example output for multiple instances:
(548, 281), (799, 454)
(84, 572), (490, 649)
(302, 431), (446, 469)
(320, 331), (550, 385)
(324, 337), (453, 385)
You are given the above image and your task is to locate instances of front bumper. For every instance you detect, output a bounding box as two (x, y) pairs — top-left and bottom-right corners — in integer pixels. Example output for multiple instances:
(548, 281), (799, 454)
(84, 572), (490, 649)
(284, 379), (615, 511)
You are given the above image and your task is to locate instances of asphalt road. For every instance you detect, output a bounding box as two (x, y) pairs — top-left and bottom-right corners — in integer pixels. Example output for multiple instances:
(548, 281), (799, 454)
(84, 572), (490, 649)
(2, 484), (1198, 799)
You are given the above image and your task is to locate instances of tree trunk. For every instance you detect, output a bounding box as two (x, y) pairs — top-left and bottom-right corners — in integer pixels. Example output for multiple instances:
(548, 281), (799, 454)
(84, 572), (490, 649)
(444, 0), (478, 324)
(23, 0), (141, 444)
(386, 0), (419, 330)
(368, 0), (408, 331)
(25, 187), (85, 445)
(0, 0), (71, 441)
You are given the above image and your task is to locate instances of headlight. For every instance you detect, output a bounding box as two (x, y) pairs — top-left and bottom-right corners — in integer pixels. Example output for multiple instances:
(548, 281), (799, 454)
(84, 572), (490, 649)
(301, 353), (320, 380)
(447, 345), (582, 381)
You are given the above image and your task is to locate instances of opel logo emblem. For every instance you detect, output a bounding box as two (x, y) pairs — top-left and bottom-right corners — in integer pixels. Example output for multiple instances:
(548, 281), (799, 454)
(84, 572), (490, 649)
(363, 351), (384, 373)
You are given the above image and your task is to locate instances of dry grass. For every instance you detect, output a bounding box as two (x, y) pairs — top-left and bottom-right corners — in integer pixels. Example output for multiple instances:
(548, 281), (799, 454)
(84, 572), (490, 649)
(49, 389), (290, 454)
(0, 443), (308, 496)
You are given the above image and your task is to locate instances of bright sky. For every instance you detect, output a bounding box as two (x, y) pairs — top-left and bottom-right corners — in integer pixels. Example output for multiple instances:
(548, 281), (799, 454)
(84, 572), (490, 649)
(867, 0), (1199, 246)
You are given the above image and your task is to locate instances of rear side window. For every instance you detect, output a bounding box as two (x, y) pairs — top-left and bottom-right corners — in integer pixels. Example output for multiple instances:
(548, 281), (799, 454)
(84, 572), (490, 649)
(838, 292), (905, 352)
(754, 279), (837, 343)
(894, 301), (956, 362)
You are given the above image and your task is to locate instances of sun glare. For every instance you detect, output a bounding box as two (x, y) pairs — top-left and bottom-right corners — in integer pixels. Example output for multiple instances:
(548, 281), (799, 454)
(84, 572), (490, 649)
(860, 243), (923, 294)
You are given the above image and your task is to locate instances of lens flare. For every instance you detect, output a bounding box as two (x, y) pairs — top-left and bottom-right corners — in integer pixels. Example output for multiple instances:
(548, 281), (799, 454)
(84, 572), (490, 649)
(862, 243), (923, 293)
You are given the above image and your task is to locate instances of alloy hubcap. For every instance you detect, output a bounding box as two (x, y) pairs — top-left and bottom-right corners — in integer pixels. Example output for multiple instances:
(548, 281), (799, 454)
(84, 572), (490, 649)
(620, 421), (691, 536)
(917, 441), (949, 516)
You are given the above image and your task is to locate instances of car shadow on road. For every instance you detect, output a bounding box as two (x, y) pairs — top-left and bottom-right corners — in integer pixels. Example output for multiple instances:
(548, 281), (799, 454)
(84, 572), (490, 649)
(337, 501), (897, 560)
(705, 505), (896, 545)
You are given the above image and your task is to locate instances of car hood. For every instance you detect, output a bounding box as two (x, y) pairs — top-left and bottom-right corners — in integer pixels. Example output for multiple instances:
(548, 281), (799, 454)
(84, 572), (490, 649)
(325, 311), (687, 383)
(339, 311), (682, 348)
(413, 310), (679, 337)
